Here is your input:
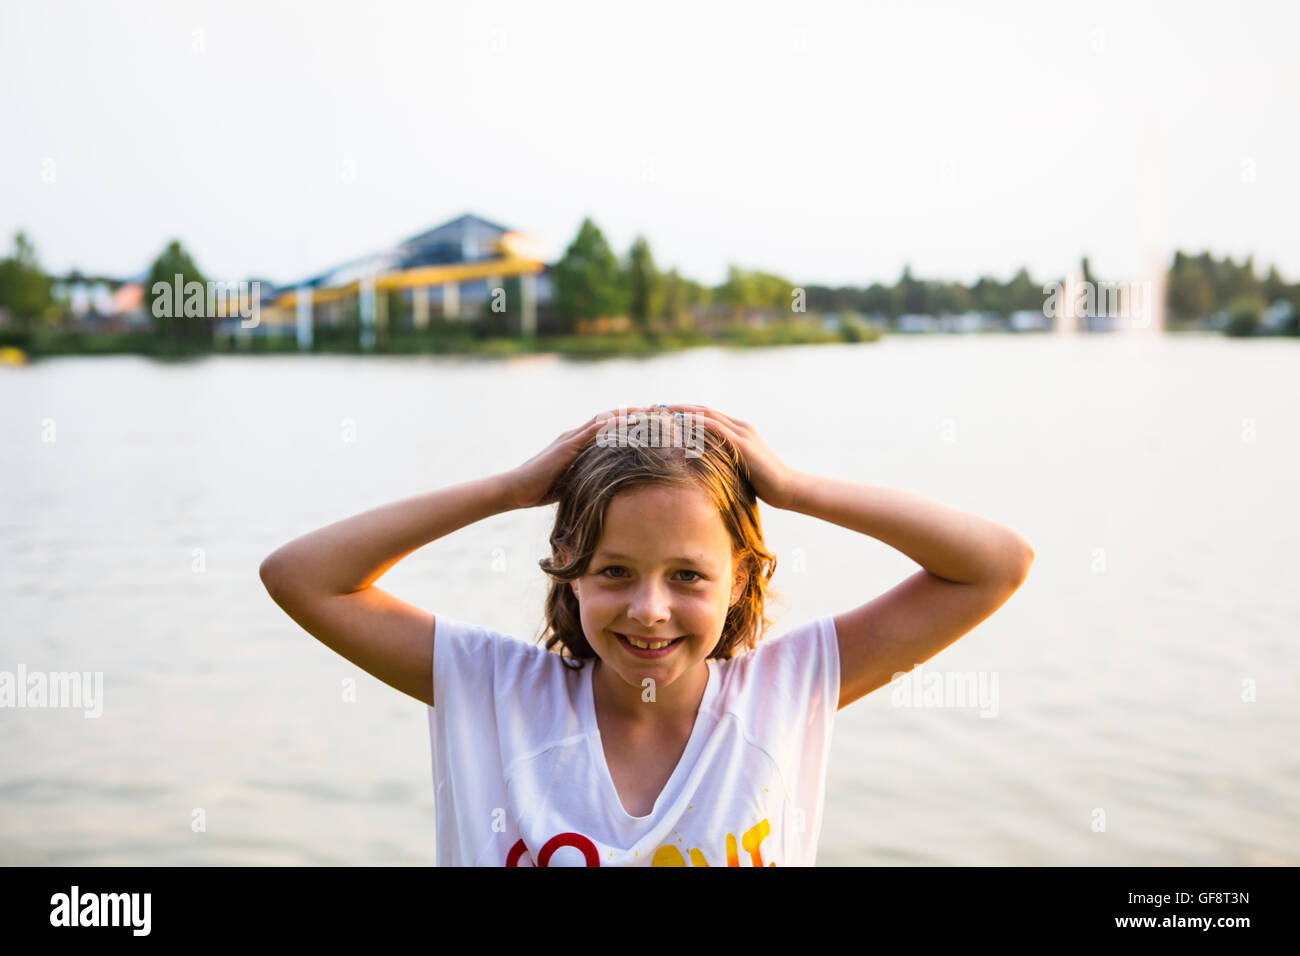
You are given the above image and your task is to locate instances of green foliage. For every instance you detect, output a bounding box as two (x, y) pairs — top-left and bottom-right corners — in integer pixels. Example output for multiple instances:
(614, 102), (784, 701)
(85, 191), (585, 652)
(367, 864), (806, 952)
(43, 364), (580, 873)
(1166, 252), (1216, 321)
(551, 218), (627, 329)
(145, 239), (208, 346)
(624, 236), (663, 334)
(0, 232), (54, 334)
(1165, 250), (1294, 327)
(718, 317), (841, 347)
(836, 312), (883, 343)
(659, 268), (688, 332)
(714, 265), (797, 317)
(894, 264), (926, 314)
(1223, 295), (1266, 337)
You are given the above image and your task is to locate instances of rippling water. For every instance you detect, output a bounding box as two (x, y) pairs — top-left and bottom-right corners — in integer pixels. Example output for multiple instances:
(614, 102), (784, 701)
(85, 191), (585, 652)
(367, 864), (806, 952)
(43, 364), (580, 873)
(2, 334), (1297, 865)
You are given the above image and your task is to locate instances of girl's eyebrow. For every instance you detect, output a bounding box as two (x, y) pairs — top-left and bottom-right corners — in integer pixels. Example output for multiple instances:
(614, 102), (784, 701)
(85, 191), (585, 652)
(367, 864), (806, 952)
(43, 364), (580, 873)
(595, 551), (708, 566)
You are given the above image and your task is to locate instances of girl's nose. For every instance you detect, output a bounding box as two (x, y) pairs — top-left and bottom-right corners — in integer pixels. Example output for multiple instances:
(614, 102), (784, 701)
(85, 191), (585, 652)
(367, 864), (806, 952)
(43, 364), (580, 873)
(627, 579), (671, 626)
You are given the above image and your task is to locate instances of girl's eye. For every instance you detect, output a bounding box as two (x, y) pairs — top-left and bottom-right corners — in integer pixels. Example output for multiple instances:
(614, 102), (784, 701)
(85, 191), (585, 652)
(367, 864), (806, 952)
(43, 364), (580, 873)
(598, 567), (702, 582)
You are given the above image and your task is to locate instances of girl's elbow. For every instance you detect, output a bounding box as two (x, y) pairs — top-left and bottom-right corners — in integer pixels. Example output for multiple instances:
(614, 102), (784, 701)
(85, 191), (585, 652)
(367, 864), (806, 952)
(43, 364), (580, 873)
(259, 552), (294, 596)
(1010, 539), (1035, 584)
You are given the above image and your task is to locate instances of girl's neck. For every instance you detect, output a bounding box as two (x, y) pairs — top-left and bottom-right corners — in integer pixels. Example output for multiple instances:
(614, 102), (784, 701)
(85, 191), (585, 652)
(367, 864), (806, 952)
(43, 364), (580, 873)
(591, 658), (710, 730)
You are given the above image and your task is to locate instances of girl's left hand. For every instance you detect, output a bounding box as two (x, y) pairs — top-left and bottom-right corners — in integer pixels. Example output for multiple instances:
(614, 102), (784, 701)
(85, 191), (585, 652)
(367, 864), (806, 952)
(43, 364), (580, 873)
(662, 404), (805, 510)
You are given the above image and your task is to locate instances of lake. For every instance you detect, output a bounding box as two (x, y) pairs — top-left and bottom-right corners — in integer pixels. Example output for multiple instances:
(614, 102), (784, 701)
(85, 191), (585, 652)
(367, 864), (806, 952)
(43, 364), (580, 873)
(2, 333), (1297, 865)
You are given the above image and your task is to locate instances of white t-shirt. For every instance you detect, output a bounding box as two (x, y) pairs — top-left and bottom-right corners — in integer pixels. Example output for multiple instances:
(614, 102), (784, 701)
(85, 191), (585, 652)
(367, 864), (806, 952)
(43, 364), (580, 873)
(425, 613), (840, 866)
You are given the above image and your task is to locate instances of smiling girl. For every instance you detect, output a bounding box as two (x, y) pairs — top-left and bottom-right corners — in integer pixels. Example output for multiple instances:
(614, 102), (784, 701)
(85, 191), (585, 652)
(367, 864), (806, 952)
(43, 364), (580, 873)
(260, 403), (1034, 866)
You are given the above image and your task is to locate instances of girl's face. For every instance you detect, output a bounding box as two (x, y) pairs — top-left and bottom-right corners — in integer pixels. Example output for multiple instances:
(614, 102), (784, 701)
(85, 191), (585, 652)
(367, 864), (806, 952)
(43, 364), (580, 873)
(570, 483), (744, 692)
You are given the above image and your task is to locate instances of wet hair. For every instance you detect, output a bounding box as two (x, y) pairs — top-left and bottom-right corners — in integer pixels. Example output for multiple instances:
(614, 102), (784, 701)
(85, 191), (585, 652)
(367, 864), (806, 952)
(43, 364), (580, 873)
(535, 412), (781, 670)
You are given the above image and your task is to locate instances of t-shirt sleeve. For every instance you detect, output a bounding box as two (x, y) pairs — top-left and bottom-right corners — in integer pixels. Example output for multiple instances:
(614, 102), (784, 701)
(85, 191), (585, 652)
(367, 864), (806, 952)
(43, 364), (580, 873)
(731, 615), (840, 857)
(429, 613), (501, 759)
(426, 614), (535, 864)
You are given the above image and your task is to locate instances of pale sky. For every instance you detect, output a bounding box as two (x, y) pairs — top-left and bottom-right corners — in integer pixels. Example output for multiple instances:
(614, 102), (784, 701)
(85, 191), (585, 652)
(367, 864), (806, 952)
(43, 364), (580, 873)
(2, 0), (1297, 289)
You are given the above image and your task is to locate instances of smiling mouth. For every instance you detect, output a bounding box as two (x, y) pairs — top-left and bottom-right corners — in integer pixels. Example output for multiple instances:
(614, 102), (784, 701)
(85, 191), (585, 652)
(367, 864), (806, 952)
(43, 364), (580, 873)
(614, 633), (684, 650)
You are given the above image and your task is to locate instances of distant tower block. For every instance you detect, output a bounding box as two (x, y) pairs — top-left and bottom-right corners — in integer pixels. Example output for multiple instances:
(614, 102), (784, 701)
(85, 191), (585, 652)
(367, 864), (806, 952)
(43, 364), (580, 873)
(360, 275), (376, 351)
(1141, 248), (1166, 334)
(521, 272), (537, 337)
(296, 286), (313, 350)
(413, 286), (429, 329)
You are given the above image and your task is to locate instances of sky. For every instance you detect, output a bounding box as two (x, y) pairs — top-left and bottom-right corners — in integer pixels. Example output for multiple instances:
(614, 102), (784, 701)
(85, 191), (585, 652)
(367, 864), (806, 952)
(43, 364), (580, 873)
(2, 0), (1297, 290)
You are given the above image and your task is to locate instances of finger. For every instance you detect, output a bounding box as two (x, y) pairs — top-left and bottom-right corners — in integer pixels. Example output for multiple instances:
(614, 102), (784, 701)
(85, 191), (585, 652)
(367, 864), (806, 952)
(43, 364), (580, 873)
(679, 413), (738, 444)
(667, 407), (737, 438)
(665, 403), (748, 431)
(573, 408), (647, 438)
(573, 409), (622, 433)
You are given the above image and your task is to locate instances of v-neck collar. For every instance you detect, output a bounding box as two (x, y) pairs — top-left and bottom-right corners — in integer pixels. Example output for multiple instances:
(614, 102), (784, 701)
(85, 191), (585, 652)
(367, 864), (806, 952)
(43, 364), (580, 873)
(583, 659), (718, 821)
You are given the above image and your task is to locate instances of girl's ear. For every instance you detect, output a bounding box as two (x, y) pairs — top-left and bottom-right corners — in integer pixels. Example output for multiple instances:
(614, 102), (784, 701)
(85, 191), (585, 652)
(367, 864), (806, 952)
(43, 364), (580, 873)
(730, 556), (750, 605)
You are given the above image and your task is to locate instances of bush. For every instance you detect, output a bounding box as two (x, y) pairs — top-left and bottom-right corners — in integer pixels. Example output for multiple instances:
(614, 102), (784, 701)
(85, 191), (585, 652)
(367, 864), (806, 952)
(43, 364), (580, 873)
(1224, 296), (1266, 337)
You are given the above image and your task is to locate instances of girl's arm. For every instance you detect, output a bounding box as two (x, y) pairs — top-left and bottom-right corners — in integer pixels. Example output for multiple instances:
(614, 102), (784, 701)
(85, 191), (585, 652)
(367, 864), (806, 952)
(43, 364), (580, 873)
(784, 474), (1034, 710)
(258, 409), (625, 707)
(656, 403), (1033, 713)
(259, 475), (517, 707)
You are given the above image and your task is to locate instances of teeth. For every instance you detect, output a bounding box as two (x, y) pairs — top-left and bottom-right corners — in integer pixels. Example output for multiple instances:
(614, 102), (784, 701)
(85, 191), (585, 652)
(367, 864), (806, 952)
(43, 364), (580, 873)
(622, 635), (674, 650)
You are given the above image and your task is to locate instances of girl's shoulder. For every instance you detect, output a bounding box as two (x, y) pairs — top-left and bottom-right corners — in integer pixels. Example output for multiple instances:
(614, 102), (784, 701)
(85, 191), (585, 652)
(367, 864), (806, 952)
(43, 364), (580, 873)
(434, 613), (580, 690)
(430, 613), (588, 745)
(724, 614), (838, 675)
(708, 615), (840, 782)
(711, 615), (840, 712)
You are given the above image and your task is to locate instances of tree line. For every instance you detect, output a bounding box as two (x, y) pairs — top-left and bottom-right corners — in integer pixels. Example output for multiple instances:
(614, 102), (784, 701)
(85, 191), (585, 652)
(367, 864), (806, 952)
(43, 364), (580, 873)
(2, 222), (1298, 341)
(542, 218), (1300, 334)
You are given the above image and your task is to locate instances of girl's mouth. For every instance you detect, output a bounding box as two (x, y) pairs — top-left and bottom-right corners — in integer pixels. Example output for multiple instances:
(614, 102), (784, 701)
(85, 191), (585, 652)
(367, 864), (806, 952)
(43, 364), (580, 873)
(613, 632), (685, 658)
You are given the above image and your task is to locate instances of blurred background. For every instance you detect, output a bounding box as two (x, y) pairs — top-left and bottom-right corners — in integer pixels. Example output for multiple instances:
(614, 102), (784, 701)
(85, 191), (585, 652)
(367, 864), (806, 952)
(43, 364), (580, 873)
(1, 0), (1297, 865)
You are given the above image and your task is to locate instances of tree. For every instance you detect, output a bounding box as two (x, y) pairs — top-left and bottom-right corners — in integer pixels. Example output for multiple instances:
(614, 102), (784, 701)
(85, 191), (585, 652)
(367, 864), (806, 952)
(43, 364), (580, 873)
(1166, 254), (1215, 322)
(551, 218), (627, 330)
(714, 266), (797, 320)
(659, 268), (691, 333)
(939, 281), (972, 314)
(0, 231), (54, 333)
(1263, 264), (1287, 305)
(145, 239), (209, 344)
(972, 275), (1008, 316)
(1005, 267), (1040, 312)
(896, 264), (926, 315)
(716, 265), (756, 319)
(624, 236), (663, 334)
(1224, 295), (1266, 337)
(750, 270), (797, 311)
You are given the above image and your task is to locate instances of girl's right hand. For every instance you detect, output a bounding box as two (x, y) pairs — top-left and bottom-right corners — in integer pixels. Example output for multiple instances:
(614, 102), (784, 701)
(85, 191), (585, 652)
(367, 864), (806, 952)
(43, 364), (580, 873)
(503, 408), (637, 509)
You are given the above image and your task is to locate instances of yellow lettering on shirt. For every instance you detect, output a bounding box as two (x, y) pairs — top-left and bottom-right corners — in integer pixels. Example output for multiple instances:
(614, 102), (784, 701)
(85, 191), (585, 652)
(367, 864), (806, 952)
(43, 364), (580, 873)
(649, 818), (775, 867)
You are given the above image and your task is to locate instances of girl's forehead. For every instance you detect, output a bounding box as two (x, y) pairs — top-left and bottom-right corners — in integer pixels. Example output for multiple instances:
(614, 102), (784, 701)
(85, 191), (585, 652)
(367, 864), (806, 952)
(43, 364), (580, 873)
(593, 524), (736, 567)
(602, 495), (727, 537)
(605, 482), (717, 518)
(594, 484), (736, 558)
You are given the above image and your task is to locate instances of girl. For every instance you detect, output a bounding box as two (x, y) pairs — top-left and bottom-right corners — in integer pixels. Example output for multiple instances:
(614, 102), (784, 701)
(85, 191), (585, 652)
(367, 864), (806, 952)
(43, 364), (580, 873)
(260, 403), (1034, 866)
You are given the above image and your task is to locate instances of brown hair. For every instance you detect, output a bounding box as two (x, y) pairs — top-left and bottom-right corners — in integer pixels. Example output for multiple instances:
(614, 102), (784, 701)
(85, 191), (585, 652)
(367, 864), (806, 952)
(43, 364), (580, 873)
(535, 413), (780, 670)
